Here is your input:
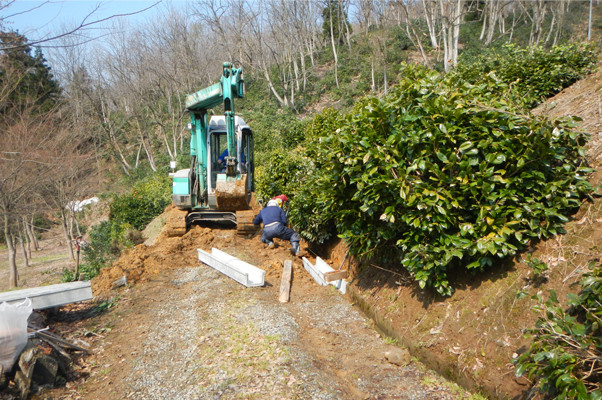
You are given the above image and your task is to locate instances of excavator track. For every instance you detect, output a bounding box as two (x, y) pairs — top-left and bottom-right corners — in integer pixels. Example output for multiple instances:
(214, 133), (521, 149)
(163, 207), (188, 237)
(235, 210), (258, 236)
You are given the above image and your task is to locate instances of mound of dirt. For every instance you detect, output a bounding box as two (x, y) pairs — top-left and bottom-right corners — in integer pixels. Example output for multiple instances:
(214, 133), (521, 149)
(92, 225), (218, 298)
(92, 215), (318, 300)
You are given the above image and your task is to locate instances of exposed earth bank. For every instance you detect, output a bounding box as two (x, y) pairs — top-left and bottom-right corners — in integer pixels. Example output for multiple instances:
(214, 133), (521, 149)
(345, 67), (602, 399)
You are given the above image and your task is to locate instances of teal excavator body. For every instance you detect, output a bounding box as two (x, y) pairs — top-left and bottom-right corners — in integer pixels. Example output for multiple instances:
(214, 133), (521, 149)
(169, 63), (256, 235)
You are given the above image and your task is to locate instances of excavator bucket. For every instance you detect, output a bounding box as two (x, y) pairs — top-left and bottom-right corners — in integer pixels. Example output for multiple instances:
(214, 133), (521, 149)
(215, 174), (249, 211)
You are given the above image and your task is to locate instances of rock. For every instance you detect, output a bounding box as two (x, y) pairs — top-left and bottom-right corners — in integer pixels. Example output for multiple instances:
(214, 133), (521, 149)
(0, 366), (8, 390)
(111, 276), (128, 289)
(15, 340), (62, 398)
(14, 369), (31, 399)
(32, 354), (59, 386)
(384, 347), (411, 367)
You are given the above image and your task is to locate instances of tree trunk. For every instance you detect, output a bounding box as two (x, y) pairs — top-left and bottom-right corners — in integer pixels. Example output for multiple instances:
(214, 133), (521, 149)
(299, 49), (307, 90)
(371, 57), (375, 92)
(329, 6), (339, 89)
(293, 57), (300, 92)
(7, 233), (18, 289)
(401, 2), (432, 68)
(3, 212), (18, 288)
(75, 240), (81, 281)
(61, 209), (75, 261)
(588, 0), (593, 41)
(29, 215), (39, 251)
(479, 3), (488, 41)
(23, 217), (32, 258)
(73, 211), (82, 237)
(383, 61), (388, 95)
(261, 59), (287, 107)
(423, 0), (440, 50)
(528, 0), (547, 47)
(100, 100), (132, 175)
(440, 0), (463, 72)
(19, 231), (29, 268)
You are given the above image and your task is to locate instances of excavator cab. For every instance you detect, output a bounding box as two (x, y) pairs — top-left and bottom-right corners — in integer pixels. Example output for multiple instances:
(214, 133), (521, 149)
(207, 115), (254, 194)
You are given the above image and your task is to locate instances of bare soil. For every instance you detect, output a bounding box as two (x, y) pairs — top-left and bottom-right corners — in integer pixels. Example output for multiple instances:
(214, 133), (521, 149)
(15, 223), (473, 400)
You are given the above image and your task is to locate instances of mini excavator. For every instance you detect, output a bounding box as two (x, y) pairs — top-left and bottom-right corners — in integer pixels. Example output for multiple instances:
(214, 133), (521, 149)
(167, 62), (256, 236)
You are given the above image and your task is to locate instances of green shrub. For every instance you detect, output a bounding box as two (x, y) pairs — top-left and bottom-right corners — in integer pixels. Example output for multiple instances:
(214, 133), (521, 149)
(297, 64), (592, 296)
(454, 43), (598, 108)
(525, 255), (550, 282)
(514, 265), (601, 399)
(61, 173), (165, 283)
(109, 173), (171, 230)
(61, 219), (132, 282)
(286, 108), (344, 243)
(255, 147), (311, 204)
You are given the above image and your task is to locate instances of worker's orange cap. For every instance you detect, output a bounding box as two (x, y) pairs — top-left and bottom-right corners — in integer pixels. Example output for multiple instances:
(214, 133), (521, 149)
(275, 194), (289, 202)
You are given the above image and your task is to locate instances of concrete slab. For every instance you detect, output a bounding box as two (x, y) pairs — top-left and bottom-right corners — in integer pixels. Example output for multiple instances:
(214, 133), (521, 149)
(0, 281), (93, 310)
(197, 248), (265, 287)
(301, 257), (347, 294)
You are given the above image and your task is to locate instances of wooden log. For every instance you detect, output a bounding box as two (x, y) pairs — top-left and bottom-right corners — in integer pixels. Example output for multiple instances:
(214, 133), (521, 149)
(111, 275), (127, 289)
(37, 331), (89, 353)
(324, 270), (348, 282)
(278, 260), (293, 303)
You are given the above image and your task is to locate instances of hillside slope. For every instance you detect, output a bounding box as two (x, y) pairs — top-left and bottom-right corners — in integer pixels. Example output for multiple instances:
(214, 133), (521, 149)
(347, 66), (601, 399)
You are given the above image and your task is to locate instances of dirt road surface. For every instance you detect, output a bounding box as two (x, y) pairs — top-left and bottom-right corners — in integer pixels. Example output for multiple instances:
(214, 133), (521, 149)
(31, 224), (472, 400)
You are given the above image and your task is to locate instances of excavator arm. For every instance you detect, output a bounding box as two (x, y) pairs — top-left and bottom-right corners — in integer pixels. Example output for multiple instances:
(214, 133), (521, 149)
(186, 63), (244, 178)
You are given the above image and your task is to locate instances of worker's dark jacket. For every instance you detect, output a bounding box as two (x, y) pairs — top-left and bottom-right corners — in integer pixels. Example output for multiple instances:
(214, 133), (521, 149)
(253, 205), (287, 226)
(253, 205), (299, 244)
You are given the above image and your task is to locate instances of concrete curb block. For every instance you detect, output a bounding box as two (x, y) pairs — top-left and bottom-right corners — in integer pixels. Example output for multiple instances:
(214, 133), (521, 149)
(197, 248), (265, 287)
(0, 282), (93, 310)
(301, 256), (347, 294)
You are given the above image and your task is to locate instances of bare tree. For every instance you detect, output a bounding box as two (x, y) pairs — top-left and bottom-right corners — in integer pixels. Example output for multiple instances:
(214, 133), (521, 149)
(0, 1), (161, 51)
(0, 105), (56, 288)
(479, 0), (513, 46)
(33, 112), (97, 263)
(396, 0), (432, 68)
(438, 0), (464, 72)
(422, 0), (441, 51)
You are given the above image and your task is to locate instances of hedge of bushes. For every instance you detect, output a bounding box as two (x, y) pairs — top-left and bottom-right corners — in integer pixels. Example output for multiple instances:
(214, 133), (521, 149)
(289, 64), (592, 296)
(453, 43), (597, 108)
(252, 43), (599, 398)
(258, 43), (596, 296)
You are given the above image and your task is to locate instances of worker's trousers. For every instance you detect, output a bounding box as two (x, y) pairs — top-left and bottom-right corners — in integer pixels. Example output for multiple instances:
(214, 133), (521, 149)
(261, 222), (300, 245)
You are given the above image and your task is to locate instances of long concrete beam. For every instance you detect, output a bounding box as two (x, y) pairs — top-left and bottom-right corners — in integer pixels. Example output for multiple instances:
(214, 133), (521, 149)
(0, 281), (93, 310)
(197, 248), (265, 287)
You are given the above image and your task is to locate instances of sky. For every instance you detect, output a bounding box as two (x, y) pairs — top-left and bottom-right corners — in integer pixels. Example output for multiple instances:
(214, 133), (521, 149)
(3, 0), (170, 44)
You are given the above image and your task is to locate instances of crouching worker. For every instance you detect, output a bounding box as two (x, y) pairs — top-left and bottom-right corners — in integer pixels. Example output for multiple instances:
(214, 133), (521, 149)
(253, 198), (301, 256)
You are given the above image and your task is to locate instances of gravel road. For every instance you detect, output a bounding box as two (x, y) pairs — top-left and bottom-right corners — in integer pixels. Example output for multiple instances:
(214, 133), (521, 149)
(55, 259), (473, 400)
